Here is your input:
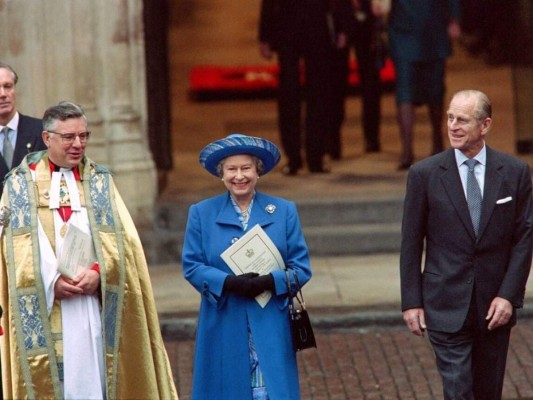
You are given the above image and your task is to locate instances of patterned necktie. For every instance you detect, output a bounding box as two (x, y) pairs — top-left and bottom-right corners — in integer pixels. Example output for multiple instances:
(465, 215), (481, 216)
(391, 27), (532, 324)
(465, 158), (482, 235)
(2, 127), (13, 169)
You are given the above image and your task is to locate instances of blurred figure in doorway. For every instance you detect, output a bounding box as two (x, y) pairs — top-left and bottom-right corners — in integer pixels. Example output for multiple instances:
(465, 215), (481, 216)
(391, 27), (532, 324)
(259, 0), (336, 175)
(388, 0), (461, 170)
(329, 0), (389, 159)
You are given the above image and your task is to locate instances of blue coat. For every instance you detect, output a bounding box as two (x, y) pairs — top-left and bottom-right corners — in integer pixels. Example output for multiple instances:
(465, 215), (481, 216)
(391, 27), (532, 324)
(388, 0), (461, 61)
(181, 191), (312, 400)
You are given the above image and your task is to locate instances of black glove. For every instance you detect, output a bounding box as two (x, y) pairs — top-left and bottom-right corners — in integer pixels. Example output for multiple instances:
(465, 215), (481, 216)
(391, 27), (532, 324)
(248, 274), (275, 298)
(223, 272), (259, 297)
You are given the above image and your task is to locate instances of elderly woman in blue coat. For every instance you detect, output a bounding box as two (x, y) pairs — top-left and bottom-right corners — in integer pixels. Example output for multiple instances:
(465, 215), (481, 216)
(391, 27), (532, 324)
(181, 134), (312, 400)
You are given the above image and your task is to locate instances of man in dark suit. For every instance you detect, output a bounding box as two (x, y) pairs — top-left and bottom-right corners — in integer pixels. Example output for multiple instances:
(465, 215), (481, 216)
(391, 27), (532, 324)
(258, 0), (336, 175)
(400, 89), (533, 400)
(0, 63), (46, 197)
(329, 0), (386, 159)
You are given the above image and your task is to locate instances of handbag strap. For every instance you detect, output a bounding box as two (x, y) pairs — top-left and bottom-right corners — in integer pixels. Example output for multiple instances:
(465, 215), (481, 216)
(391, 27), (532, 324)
(285, 268), (307, 310)
(285, 268), (295, 314)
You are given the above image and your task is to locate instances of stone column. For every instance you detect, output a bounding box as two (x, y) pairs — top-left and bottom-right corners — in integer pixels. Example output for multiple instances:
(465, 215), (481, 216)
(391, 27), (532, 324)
(93, 0), (156, 226)
(0, 0), (155, 225)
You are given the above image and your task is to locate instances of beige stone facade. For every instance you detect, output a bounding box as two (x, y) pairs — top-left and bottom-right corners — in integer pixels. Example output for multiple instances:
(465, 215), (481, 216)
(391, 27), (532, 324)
(0, 0), (155, 225)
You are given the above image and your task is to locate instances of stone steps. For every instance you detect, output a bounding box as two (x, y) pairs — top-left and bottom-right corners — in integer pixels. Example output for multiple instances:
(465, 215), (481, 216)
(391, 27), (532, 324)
(141, 196), (404, 263)
(296, 198), (403, 255)
(303, 222), (401, 256)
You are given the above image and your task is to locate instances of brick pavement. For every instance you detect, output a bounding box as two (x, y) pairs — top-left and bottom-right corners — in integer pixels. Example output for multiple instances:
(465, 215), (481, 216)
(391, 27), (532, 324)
(165, 319), (533, 400)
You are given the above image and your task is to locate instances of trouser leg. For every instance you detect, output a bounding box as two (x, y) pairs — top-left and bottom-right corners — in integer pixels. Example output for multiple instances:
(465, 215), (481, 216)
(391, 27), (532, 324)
(303, 42), (331, 170)
(427, 328), (475, 400)
(427, 290), (511, 400)
(397, 102), (414, 166)
(353, 24), (381, 152)
(471, 327), (510, 400)
(277, 50), (303, 169)
(327, 47), (349, 159)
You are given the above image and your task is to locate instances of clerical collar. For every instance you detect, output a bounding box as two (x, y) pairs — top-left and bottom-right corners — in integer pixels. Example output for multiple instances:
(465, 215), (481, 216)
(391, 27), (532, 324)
(48, 160), (81, 180)
(47, 161), (82, 211)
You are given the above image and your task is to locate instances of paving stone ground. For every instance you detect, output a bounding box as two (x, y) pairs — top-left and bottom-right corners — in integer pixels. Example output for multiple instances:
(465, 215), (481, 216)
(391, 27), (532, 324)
(164, 318), (533, 400)
(161, 3), (533, 400)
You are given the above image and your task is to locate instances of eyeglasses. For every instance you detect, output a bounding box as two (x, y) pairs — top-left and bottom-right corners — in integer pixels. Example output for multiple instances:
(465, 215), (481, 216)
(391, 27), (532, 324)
(47, 131), (91, 144)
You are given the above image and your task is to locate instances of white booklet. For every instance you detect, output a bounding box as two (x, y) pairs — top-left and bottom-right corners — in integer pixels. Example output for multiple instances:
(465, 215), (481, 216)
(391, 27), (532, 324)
(57, 224), (97, 279)
(221, 224), (284, 308)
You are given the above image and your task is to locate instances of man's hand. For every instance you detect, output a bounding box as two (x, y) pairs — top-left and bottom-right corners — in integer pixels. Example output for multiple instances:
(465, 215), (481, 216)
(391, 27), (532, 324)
(72, 269), (101, 296)
(403, 307), (427, 337)
(336, 33), (348, 50)
(259, 42), (273, 60)
(54, 276), (84, 299)
(486, 297), (513, 331)
(448, 20), (461, 41)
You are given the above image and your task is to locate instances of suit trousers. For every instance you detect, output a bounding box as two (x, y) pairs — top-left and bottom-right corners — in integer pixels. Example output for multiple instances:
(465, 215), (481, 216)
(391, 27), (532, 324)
(277, 41), (332, 170)
(351, 18), (382, 151)
(328, 16), (382, 157)
(427, 292), (511, 400)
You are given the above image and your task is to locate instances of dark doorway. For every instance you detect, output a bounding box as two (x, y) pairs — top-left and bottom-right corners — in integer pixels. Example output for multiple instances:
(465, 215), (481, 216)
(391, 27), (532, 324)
(143, 0), (173, 193)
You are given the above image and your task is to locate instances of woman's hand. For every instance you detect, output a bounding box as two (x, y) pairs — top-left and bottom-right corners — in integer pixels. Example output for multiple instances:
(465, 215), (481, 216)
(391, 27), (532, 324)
(249, 274), (275, 297)
(223, 273), (275, 298)
(223, 272), (260, 297)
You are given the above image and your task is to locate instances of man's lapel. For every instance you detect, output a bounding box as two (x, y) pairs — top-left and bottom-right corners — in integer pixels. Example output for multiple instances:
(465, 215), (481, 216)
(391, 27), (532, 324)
(477, 147), (504, 239)
(13, 115), (33, 165)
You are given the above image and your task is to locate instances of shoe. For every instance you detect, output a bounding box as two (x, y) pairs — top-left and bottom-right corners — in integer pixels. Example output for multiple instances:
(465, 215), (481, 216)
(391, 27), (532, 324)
(309, 165), (331, 174)
(328, 149), (341, 160)
(365, 144), (381, 153)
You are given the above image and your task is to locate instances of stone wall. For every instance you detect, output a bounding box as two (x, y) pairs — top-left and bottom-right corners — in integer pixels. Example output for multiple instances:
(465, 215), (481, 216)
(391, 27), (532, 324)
(0, 0), (155, 225)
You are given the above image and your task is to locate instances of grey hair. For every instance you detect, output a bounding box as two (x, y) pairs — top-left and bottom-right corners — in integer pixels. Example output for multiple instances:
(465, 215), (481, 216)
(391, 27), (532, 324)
(0, 63), (18, 84)
(42, 101), (87, 131)
(216, 155), (265, 178)
(453, 89), (492, 121)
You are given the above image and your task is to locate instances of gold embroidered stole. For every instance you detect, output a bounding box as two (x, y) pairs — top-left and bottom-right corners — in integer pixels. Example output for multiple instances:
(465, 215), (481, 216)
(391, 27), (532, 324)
(3, 151), (125, 399)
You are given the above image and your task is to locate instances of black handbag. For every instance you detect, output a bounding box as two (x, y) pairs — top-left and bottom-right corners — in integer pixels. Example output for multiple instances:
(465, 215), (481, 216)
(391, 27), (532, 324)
(286, 269), (317, 352)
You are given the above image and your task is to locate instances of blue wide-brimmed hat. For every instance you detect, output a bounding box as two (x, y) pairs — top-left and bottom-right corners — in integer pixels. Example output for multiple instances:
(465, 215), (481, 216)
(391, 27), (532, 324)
(199, 133), (281, 177)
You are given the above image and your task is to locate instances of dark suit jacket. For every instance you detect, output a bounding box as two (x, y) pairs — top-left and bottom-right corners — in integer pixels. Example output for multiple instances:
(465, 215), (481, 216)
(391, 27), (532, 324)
(0, 114), (46, 198)
(258, 0), (332, 51)
(400, 147), (533, 332)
